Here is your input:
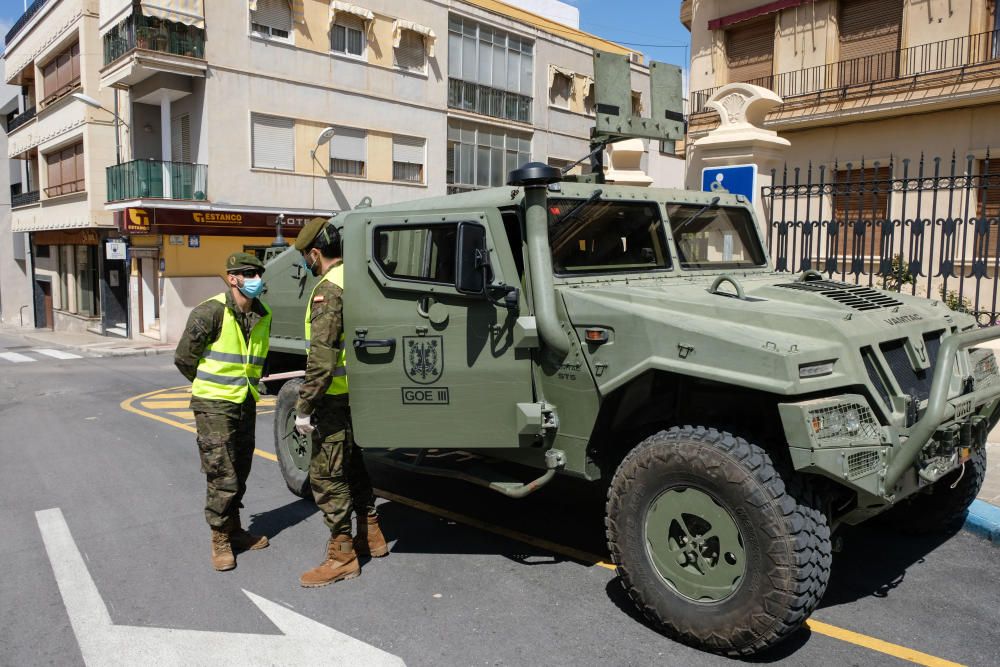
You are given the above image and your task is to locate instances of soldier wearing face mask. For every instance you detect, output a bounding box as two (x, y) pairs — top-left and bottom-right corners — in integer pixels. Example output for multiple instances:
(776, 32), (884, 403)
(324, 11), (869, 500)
(174, 252), (272, 571)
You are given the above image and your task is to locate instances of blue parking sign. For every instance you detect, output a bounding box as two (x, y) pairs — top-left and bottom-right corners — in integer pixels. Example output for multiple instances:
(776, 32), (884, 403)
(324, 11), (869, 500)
(701, 165), (758, 203)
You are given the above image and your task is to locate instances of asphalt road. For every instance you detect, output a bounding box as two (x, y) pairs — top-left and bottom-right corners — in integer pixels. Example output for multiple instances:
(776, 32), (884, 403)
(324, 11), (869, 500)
(1, 334), (998, 667)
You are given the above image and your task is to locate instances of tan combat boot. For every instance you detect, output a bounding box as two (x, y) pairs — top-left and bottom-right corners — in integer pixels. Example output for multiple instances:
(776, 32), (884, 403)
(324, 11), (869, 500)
(210, 527), (235, 571)
(354, 513), (389, 558)
(299, 535), (360, 588)
(228, 512), (269, 552)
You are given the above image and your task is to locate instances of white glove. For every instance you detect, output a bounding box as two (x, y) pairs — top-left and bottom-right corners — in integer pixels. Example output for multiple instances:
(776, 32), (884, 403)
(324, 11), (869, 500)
(295, 413), (314, 436)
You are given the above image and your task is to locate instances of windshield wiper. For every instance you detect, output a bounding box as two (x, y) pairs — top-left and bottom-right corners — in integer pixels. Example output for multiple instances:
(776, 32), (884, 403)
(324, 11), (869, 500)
(557, 189), (603, 226)
(676, 196), (720, 230)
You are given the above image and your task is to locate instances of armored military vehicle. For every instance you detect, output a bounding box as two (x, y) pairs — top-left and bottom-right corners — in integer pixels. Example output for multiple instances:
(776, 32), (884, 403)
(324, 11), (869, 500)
(260, 54), (999, 656)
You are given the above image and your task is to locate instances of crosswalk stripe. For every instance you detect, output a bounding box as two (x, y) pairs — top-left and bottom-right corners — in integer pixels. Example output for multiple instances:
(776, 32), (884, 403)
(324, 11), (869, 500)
(0, 352), (35, 363)
(33, 348), (82, 360)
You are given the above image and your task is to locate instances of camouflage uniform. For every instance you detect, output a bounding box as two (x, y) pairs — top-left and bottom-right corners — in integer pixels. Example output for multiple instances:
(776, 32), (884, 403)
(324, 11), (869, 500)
(296, 278), (376, 536)
(175, 291), (269, 529)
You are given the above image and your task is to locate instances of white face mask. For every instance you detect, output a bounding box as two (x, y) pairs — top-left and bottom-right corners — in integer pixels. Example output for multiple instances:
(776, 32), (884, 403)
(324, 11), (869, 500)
(238, 276), (264, 298)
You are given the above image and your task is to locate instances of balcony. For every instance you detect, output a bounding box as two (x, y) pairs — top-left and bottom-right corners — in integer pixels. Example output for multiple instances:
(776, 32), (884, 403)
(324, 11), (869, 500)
(5, 0), (49, 47)
(107, 160), (208, 202)
(11, 190), (40, 208)
(7, 106), (36, 133)
(690, 28), (1000, 127)
(448, 78), (532, 124)
(100, 14), (207, 89)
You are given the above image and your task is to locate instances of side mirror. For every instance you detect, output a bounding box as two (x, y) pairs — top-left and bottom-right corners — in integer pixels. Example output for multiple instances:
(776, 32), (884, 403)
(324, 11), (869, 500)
(455, 221), (489, 296)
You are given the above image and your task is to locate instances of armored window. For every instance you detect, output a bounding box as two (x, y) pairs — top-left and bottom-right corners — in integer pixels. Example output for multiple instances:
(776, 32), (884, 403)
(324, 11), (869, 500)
(375, 224), (459, 284)
(332, 15), (365, 57)
(725, 18), (773, 84)
(666, 203), (766, 270)
(392, 136), (425, 184)
(329, 126), (366, 177)
(548, 199), (672, 275)
(251, 114), (294, 170)
(251, 0), (292, 41)
(838, 0), (903, 85)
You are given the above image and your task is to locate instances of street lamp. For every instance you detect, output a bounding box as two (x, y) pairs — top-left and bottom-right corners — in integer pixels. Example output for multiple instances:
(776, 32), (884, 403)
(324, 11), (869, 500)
(310, 127), (335, 209)
(72, 92), (129, 165)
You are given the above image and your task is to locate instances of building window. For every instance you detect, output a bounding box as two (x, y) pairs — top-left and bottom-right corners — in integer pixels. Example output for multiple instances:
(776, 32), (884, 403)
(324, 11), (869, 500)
(631, 91), (643, 116)
(447, 120), (530, 191)
(838, 0), (903, 85)
(35, 244), (51, 258)
(549, 68), (572, 109)
(44, 142), (85, 198)
(394, 29), (426, 73)
(977, 159), (1000, 257)
(447, 15), (533, 122)
(41, 42), (81, 107)
(833, 166), (891, 257)
(251, 0), (292, 41)
(393, 136), (426, 183)
(329, 126), (367, 177)
(725, 18), (774, 84)
(331, 15), (365, 57)
(251, 114), (295, 170)
(583, 81), (595, 116)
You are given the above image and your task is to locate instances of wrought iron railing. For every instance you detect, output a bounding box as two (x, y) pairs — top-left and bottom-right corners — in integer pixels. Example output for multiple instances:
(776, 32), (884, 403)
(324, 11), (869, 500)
(5, 0), (49, 46)
(11, 190), (40, 208)
(107, 160), (208, 202)
(7, 106), (36, 133)
(764, 150), (1000, 326)
(447, 78), (532, 124)
(103, 13), (205, 65)
(692, 28), (1000, 115)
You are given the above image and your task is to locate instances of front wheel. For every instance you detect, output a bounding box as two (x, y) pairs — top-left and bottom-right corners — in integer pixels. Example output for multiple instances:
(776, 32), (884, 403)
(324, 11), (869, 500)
(274, 378), (312, 498)
(606, 426), (831, 656)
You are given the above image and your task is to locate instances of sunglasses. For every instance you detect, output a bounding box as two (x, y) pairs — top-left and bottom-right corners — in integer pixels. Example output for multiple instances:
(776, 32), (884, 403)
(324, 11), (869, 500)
(235, 269), (261, 278)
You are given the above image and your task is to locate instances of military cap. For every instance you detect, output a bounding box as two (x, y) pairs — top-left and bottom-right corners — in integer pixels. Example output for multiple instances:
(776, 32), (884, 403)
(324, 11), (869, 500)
(226, 252), (266, 273)
(294, 217), (333, 252)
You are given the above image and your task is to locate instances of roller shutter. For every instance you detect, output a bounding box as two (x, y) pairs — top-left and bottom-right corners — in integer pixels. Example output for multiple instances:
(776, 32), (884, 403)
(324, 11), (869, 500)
(834, 166), (891, 256)
(726, 19), (774, 84)
(838, 0), (903, 84)
(251, 114), (294, 170)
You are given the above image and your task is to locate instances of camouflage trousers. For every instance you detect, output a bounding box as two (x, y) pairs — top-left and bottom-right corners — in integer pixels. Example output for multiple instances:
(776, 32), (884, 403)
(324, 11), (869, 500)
(194, 398), (256, 529)
(309, 396), (376, 537)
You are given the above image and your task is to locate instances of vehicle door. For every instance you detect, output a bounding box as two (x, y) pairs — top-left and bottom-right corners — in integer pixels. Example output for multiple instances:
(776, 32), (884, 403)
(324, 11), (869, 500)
(343, 208), (531, 448)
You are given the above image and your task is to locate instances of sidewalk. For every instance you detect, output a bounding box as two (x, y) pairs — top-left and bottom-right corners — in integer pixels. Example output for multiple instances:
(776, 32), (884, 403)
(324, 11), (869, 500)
(0, 325), (175, 358)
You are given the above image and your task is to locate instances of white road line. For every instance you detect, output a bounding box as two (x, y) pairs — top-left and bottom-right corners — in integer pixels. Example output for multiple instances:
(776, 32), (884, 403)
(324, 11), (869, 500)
(33, 348), (83, 360)
(0, 352), (35, 363)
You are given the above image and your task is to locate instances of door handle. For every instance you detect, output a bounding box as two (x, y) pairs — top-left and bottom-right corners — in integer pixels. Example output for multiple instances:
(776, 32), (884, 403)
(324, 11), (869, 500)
(353, 337), (396, 350)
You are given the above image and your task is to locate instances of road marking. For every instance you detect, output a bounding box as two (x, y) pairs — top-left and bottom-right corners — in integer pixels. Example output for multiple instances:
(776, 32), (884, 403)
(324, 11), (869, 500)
(141, 401), (192, 410)
(36, 507), (405, 666)
(121, 386), (970, 667)
(33, 348), (82, 360)
(0, 352), (35, 363)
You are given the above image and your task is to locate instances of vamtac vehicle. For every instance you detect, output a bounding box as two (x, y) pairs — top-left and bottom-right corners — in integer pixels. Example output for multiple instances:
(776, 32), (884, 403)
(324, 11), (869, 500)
(259, 53), (1000, 656)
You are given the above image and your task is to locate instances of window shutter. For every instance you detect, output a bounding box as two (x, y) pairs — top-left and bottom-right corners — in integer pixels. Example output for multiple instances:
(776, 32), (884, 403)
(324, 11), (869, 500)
(978, 159), (1000, 257)
(726, 19), (774, 83)
(252, 0), (292, 32)
(74, 143), (85, 192)
(42, 61), (58, 100)
(395, 30), (425, 71)
(47, 151), (62, 195)
(393, 136), (425, 164)
(330, 126), (366, 162)
(171, 113), (192, 163)
(252, 114), (294, 170)
(834, 166), (891, 256)
(839, 0), (903, 61)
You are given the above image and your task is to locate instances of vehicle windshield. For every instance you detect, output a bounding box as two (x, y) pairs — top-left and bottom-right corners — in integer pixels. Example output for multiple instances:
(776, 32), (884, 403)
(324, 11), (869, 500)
(548, 199), (671, 275)
(666, 203), (767, 270)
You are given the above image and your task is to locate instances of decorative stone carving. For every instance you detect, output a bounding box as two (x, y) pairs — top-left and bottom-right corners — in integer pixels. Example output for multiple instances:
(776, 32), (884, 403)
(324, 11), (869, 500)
(693, 83), (790, 149)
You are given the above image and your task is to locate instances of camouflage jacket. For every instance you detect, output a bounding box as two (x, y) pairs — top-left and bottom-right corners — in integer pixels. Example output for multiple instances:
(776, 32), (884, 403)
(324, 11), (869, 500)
(174, 289), (269, 415)
(295, 279), (345, 416)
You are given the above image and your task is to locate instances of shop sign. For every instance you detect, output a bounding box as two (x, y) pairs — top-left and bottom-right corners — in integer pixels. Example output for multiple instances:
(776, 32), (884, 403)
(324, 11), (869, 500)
(106, 240), (127, 260)
(117, 208), (321, 237)
(124, 208), (153, 234)
(169, 235), (185, 245)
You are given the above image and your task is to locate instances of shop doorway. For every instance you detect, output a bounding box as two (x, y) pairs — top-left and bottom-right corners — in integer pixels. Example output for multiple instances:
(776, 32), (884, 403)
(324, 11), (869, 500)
(33, 278), (53, 329)
(136, 253), (160, 337)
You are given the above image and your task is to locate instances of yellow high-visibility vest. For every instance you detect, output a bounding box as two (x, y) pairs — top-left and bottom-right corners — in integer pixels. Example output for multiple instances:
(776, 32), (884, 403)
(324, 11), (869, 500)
(191, 294), (271, 403)
(305, 264), (348, 395)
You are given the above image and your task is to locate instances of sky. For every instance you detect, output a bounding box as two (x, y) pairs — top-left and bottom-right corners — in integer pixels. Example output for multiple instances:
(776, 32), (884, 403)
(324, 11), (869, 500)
(0, 0), (692, 75)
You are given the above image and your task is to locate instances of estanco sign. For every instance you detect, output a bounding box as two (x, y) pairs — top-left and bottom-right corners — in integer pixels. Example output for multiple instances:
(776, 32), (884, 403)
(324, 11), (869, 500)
(118, 208), (314, 236)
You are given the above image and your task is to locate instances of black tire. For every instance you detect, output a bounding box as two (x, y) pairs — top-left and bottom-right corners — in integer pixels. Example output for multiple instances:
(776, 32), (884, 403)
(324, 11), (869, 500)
(884, 447), (987, 534)
(606, 426), (831, 656)
(274, 378), (312, 498)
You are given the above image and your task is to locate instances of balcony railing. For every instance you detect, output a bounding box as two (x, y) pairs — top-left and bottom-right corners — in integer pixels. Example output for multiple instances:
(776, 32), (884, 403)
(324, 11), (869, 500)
(11, 190), (40, 208)
(103, 13), (205, 66)
(7, 106), (36, 133)
(692, 28), (1000, 115)
(5, 0), (49, 46)
(448, 78), (532, 124)
(107, 160), (208, 202)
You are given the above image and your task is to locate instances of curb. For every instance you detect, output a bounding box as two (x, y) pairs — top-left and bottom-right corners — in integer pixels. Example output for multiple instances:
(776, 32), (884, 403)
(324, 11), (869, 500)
(19, 334), (174, 359)
(965, 500), (1000, 544)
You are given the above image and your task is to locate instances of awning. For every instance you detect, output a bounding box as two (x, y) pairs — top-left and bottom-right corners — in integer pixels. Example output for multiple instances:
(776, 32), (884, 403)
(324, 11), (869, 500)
(99, 0), (134, 36)
(708, 0), (816, 31)
(248, 0), (305, 24)
(548, 65), (575, 88)
(140, 1), (206, 29)
(392, 19), (437, 58)
(330, 1), (374, 25)
(575, 75), (594, 99)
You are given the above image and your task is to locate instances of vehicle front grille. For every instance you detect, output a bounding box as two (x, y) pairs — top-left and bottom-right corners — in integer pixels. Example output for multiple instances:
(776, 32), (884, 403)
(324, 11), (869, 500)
(776, 279), (903, 310)
(879, 332), (943, 403)
(861, 346), (891, 406)
(846, 450), (881, 480)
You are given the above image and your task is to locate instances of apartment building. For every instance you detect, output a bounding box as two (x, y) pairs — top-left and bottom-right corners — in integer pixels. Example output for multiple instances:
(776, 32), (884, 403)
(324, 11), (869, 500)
(0, 72), (33, 329)
(683, 0), (1000, 320)
(3, 0), (678, 343)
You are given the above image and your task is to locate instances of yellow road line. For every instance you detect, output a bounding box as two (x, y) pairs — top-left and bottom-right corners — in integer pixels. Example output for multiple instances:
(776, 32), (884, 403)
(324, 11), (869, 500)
(805, 620), (965, 667)
(141, 401), (191, 410)
(150, 392), (191, 399)
(167, 411), (195, 421)
(121, 387), (967, 667)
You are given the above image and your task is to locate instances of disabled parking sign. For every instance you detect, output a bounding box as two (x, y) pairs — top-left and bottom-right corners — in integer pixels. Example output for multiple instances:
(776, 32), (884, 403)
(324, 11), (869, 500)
(701, 164), (758, 203)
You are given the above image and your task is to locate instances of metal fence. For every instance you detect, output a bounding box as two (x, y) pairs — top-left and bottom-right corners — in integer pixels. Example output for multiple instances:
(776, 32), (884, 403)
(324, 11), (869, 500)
(763, 151), (1000, 326)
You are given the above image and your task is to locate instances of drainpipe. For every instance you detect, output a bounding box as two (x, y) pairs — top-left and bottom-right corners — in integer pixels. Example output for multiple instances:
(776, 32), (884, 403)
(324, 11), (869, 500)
(508, 163), (569, 357)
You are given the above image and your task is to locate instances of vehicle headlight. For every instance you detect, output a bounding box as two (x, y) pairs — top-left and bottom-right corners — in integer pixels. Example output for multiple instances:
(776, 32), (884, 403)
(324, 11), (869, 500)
(844, 408), (861, 435)
(809, 402), (878, 441)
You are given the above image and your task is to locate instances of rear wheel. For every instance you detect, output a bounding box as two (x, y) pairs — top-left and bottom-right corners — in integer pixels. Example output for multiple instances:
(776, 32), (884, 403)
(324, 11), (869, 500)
(885, 447), (987, 534)
(606, 426), (831, 656)
(274, 378), (312, 498)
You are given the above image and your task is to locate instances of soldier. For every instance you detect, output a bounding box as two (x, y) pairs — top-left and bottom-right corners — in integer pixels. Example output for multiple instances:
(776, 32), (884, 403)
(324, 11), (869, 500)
(293, 217), (388, 588)
(174, 252), (272, 571)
